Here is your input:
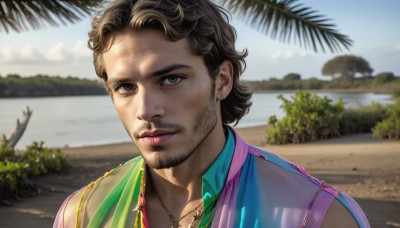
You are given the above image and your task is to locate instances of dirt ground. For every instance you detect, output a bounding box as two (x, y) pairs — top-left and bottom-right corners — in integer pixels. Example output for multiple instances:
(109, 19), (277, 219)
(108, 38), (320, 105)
(0, 125), (399, 227)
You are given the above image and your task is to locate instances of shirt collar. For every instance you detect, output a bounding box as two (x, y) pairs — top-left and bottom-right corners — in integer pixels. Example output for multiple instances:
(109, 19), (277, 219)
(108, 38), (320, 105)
(202, 126), (235, 201)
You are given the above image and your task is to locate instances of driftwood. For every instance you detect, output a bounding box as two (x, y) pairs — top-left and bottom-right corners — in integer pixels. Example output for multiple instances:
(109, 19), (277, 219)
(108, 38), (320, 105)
(5, 107), (33, 149)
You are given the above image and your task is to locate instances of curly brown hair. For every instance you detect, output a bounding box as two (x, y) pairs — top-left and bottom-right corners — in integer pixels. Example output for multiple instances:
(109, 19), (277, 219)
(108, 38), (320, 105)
(88, 0), (252, 125)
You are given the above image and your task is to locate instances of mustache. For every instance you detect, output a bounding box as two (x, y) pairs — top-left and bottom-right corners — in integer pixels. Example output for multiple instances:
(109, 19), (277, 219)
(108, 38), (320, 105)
(133, 120), (184, 138)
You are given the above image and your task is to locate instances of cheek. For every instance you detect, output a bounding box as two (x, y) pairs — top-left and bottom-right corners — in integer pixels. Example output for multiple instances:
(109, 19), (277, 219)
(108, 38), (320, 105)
(113, 99), (135, 127)
(178, 85), (212, 114)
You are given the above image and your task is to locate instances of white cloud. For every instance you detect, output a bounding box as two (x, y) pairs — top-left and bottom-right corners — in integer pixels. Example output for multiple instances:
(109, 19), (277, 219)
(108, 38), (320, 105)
(46, 42), (72, 62)
(269, 50), (312, 60)
(71, 40), (91, 57)
(299, 51), (309, 57)
(0, 41), (91, 64)
(367, 43), (400, 57)
(0, 44), (45, 64)
(270, 50), (291, 60)
(21, 44), (43, 62)
(0, 46), (16, 62)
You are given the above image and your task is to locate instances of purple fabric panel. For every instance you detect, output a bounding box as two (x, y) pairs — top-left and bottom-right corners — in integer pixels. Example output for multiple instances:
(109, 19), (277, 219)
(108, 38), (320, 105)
(53, 190), (79, 228)
(212, 173), (241, 228)
(305, 190), (335, 228)
(212, 128), (246, 228)
(226, 129), (248, 182)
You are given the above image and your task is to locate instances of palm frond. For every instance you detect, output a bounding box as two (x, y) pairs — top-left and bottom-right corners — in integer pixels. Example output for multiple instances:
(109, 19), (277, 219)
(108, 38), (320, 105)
(0, 0), (103, 33)
(221, 0), (353, 53)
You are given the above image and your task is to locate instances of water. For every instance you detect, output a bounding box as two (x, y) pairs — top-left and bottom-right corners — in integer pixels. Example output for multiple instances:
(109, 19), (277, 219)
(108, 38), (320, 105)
(0, 92), (394, 149)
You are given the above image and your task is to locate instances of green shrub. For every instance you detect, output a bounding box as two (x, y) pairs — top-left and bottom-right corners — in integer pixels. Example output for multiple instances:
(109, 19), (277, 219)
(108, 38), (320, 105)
(0, 161), (37, 204)
(392, 88), (400, 98)
(0, 161), (28, 191)
(372, 118), (400, 139)
(0, 141), (69, 204)
(266, 91), (344, 144)
(0, 137), (15, 161)
(372, 98), (400, 139)
(339, 102), (389, 134)
(23, 141), (70, 176)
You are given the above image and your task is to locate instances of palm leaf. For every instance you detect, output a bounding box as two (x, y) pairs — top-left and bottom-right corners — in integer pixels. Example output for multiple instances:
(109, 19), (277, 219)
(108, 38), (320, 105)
(1, 0), (352, 53)
(0, 0), (103, 33)
(221, 0), (353, 53)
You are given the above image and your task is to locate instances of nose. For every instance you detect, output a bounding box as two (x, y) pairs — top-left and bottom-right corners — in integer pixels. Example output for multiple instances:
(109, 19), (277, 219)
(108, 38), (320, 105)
(135, 87), (165, 121)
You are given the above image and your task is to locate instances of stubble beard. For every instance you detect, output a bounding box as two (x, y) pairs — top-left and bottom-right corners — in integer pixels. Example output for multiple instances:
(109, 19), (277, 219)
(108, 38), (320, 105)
(147, 96), (217, 169)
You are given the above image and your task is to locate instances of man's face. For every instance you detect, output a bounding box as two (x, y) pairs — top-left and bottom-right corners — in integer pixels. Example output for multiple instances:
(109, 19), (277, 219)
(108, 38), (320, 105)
(102, 30), (221, 169)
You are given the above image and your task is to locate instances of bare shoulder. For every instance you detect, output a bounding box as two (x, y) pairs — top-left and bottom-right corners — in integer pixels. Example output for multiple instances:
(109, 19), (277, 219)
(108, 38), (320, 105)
(321, 199), (359, 228)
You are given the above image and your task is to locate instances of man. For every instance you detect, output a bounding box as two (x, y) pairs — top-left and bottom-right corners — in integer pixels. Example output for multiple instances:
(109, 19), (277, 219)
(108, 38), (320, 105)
(54, 0), (370, 227)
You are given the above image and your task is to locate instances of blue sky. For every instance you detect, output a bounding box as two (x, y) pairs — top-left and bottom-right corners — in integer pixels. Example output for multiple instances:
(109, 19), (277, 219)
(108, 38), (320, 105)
(1, 0), (399, 81)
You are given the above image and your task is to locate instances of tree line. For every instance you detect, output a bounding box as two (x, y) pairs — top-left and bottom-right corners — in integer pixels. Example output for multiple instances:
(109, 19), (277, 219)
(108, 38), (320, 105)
(0, 74), (106, 97)
(245, 71), (400, 94)
(246, 54), (400, 97)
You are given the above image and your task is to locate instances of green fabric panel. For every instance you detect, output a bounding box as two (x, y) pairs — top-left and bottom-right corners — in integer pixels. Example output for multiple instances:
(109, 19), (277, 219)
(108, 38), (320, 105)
(111, 160), (143, 227)
(87, 158), (142, 228)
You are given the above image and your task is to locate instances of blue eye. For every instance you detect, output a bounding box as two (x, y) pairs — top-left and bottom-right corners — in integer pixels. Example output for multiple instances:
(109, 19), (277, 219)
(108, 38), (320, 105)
(115, 83), (135, 94)
(162, 75), (183, 86)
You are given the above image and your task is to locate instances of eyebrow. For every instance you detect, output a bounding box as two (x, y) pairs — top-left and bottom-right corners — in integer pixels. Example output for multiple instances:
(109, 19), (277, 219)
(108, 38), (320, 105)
(150, 64), (192, 76)
(107, 77), (130, 86)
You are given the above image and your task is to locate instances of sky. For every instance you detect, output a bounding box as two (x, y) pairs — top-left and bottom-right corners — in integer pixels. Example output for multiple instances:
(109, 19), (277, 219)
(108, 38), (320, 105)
(0, 0), (399, 81)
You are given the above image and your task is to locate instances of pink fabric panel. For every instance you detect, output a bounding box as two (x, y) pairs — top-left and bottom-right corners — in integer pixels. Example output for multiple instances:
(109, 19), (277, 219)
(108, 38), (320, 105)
(53, 190), (79, 228)
(212, 173), (241, 228)
(212, 128), (248, 228)
(226, 130), (248, 182)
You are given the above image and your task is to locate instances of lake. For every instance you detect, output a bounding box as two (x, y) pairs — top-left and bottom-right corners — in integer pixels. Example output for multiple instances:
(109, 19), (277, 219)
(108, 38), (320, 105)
(0, 92), (394, 149)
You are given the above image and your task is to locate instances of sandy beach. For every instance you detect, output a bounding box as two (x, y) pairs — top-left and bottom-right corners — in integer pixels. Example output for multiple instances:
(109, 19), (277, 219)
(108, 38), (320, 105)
(0, 125), (399, 227)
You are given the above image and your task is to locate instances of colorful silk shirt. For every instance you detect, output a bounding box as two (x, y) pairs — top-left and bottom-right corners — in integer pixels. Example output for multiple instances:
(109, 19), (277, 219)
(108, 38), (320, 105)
(54, 127), (370, 227)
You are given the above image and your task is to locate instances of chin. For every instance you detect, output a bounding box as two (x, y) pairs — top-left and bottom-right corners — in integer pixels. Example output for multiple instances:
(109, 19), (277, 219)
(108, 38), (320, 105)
(144, 156), (179, 169)
(143, 148), (193, 170)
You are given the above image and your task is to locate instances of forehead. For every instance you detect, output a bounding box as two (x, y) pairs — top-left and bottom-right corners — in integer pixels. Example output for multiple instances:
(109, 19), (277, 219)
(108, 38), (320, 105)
(102, 30), (198, 76)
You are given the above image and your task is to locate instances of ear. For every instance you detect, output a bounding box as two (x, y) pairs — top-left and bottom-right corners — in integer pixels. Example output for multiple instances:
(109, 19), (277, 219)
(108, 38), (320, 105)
(215, 60), (233, 101)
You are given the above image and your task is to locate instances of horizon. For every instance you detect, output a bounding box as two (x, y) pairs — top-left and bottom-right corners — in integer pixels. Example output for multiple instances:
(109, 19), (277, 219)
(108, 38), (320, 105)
(1, 0), (399, 81)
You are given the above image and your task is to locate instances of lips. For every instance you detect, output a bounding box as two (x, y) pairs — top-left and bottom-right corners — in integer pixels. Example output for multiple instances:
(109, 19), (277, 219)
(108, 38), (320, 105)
(137, 130), (175, 146)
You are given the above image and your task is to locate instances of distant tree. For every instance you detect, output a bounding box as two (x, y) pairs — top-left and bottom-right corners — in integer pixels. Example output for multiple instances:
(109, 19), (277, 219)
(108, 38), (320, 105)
(283, 73), (301, 81)
(322, 55), (373, 80)
(374, 72), (395, 84)
(302, 78), (324, 89)
(0, 75), (106, 97)
(6, 74), (21, 79)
